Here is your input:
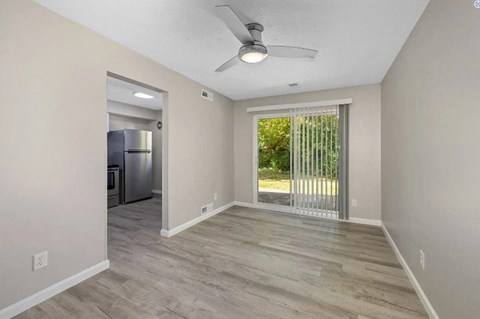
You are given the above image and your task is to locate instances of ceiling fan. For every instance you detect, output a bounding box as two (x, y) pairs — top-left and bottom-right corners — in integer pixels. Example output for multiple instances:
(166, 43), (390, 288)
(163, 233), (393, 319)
(215, 5), (318, 72)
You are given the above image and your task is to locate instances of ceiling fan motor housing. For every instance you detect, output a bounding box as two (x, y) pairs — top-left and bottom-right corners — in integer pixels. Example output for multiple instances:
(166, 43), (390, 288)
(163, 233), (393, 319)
(238, 23), (268, 63)
(246, 23), (264, 43)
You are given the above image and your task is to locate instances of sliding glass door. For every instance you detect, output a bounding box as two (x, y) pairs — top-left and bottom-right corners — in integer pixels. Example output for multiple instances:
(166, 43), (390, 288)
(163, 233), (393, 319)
(254, 104), (348, 220)
(256, 116), (292, 207)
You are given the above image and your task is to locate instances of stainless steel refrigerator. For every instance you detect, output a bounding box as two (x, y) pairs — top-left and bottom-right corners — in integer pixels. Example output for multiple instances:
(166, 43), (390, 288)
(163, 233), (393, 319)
(108, 129), (152, 204)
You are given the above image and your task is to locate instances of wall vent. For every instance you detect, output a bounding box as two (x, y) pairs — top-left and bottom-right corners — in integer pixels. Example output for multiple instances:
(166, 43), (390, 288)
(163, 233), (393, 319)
(201, 89), (214, 101)
(201, 203), (213, 215)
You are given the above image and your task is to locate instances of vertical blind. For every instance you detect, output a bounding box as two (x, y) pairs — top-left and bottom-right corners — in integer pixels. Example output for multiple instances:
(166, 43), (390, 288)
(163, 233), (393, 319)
(289, 105), (348, 219)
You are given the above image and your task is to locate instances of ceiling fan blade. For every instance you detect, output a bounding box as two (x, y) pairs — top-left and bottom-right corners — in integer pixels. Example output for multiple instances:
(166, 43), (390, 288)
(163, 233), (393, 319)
(215, 56), (239, 72)
(216, 5), (253, 44)
(267, 46), (318, 59)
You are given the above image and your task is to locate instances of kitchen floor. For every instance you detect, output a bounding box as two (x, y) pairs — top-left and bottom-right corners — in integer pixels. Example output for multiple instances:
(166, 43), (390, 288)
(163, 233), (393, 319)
(15, 197), (427, 319)
(109, 194), (162, 231)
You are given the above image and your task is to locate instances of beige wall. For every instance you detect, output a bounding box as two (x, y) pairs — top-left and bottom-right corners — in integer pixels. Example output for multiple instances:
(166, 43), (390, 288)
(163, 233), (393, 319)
(381, 0), (480, 318)
(234, 84), (381, 220)
(0, 0), (234, 310)
(108, 103), (163, 191)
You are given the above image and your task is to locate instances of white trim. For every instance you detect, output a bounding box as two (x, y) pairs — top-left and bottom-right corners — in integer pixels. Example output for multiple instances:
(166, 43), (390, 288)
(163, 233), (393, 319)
(233, 202), (295, 215)
(381, 223), (439, 319)
(348, 217), (382, 226)
(253, 115), (259, 205)
(160, 202), (234, 238)
(246, 98), (352, 113)
(232, 201), (255, 208)
(232, 202), (381, 227)
(152, 189), (162, 195)
(0, 260), (110, 319)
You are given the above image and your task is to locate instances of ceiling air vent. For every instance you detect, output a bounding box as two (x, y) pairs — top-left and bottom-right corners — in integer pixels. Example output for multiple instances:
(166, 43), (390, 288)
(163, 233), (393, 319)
(201, 89), (214, 102)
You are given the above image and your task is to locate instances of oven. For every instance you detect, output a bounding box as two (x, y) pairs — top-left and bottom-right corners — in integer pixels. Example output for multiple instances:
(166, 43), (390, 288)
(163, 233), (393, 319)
(107, 166), (120, 208)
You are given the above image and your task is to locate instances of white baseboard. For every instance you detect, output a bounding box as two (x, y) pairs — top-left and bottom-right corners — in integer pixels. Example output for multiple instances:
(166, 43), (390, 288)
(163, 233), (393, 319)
(232, 202), (381, 227)
(161, 202), (234, 238)
(0, 260), (110, 319)
(152, 189), (162, 195)
(234, 201), (292, 213)
(232, 201), (255, 208)
(348, 217), (382, 226)
(381, 223), (439, 319)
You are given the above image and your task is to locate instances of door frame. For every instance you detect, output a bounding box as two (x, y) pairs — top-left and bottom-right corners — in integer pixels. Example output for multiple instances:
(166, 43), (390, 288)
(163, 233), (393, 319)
(106, 72), (169, 256)
(252, 107), (349, 219)
(253, 113), (292, 213)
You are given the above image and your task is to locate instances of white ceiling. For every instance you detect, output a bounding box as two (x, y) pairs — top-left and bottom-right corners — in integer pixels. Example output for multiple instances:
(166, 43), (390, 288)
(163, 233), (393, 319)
(34, 0), (429, 100)
(107, 76), (163, 110)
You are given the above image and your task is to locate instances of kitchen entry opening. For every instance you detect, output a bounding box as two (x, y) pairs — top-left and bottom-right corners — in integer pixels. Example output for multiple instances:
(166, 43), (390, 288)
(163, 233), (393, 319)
(254, 104), (349, 220)
(106, 72), (168, 253)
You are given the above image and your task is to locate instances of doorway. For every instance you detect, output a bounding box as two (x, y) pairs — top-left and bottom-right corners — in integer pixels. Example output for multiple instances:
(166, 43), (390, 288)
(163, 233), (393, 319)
(105, 72), (168, 260)
(254, 105), (348, 220)
(256, 115), (292, 207)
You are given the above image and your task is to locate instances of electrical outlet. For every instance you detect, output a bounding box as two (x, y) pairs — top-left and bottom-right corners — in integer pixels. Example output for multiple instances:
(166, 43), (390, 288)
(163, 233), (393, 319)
(419, 250), (425, 270)
(352, 199), (358, 207)
(33, 251), (48, 271)
(213, 193), (218, 201)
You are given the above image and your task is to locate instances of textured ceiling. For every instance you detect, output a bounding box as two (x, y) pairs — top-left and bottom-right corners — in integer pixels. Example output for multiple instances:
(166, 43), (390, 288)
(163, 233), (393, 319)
(107, 76), (162, 110)
(34, 0), (429, 100)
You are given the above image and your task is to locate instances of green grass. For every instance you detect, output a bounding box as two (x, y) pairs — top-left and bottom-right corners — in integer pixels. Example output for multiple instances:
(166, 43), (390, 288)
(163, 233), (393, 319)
(258, 168), (337, 193)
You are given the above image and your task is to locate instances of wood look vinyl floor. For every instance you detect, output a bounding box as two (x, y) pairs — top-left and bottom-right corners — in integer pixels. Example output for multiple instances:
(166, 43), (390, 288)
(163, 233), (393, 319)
(15, 195), (428, 319)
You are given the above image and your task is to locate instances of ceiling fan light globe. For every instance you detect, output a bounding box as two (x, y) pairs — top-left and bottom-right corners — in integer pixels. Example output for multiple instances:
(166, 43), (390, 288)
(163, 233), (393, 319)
(241, 51), (267, 63)
(238, 44), (268, 64)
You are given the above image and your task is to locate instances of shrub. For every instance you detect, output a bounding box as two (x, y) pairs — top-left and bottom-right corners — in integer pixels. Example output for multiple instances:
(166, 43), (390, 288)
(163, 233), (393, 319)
(258, 115), (339, 178)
